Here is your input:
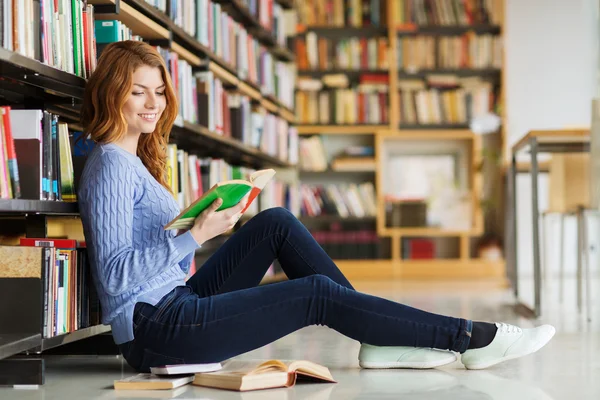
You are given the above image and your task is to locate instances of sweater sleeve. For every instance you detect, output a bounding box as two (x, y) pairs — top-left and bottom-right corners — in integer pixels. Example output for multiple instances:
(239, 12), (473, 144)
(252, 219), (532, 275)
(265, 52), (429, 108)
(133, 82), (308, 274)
(80, 156), (199, 296)
(178, 251), (195, 275)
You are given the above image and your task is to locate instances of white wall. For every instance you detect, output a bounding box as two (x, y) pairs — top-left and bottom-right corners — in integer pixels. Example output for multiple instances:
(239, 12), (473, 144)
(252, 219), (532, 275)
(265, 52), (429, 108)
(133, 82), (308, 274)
(505, 0), (599, 307)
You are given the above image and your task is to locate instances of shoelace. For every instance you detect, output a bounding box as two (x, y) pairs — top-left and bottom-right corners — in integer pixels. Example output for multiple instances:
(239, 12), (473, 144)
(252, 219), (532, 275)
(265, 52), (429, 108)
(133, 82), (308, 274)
(497, 323), (522, 334)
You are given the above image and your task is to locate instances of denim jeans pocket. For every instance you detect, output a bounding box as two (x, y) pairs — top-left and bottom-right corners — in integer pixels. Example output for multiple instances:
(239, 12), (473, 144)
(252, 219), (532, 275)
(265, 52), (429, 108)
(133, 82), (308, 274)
(139, 348), (185, 372)
(152, 290), (178, 322)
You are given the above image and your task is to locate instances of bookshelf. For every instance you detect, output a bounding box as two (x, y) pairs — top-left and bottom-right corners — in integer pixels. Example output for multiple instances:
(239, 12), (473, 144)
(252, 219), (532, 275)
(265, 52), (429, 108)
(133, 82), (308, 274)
(294, 0), (506, 280)
(0, 0), (297, 385)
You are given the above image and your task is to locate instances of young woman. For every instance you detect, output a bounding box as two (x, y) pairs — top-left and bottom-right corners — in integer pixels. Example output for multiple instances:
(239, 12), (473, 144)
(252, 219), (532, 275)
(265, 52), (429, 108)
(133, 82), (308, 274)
(78, 41), (555, 373)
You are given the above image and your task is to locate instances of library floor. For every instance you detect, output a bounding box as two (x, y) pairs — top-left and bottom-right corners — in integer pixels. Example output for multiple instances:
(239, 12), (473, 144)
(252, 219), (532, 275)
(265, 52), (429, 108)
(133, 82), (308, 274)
(3, 277), (599, 400)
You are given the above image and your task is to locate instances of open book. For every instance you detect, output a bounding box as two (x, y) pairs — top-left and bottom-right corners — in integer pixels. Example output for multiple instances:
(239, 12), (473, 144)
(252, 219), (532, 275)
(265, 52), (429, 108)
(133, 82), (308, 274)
(164, 169), (276, 230)
(192, 359), (336, 392)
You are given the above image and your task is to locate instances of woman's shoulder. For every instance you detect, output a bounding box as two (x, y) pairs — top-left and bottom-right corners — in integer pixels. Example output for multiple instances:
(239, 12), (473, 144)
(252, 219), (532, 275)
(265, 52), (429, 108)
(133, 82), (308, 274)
(79, 144), (143, 189)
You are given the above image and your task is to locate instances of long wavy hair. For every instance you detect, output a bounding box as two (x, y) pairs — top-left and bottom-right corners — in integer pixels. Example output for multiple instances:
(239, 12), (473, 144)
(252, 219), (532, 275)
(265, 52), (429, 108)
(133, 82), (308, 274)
(81, 40), (178, 191)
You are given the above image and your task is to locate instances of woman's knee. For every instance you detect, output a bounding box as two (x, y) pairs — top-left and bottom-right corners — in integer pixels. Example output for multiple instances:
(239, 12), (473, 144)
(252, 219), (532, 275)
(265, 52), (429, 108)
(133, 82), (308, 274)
(256, 207), (297, 224)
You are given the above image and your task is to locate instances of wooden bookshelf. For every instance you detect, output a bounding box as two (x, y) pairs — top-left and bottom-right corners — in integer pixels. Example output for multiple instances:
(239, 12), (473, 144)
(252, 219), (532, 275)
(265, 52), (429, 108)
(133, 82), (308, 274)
(294, 0), (506, 280)
(0, 0), (299, 386)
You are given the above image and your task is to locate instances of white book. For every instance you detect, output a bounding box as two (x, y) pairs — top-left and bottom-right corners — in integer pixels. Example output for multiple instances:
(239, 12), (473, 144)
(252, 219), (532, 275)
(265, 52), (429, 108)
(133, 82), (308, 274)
(151, 362), (222, 376)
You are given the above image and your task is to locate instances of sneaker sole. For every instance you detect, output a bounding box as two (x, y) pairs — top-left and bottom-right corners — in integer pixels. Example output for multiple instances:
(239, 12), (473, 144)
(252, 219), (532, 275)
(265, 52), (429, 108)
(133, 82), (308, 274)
(359, 354), (457, 369)
(463, 327), (556, 370)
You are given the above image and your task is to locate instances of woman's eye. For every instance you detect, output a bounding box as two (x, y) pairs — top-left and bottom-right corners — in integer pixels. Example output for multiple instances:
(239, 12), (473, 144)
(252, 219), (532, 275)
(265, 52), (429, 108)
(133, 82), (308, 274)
(132, 92), (144, 96)
(156, 92), (165, 96)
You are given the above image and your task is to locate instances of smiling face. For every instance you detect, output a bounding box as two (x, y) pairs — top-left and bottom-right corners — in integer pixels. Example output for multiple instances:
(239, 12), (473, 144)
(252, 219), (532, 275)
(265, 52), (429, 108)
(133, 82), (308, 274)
(122, 65), (167, 137)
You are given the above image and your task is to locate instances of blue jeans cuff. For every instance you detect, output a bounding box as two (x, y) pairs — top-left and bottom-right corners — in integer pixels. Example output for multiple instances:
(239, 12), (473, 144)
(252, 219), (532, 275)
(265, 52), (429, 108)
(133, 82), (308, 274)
(454, 319), (472, 353)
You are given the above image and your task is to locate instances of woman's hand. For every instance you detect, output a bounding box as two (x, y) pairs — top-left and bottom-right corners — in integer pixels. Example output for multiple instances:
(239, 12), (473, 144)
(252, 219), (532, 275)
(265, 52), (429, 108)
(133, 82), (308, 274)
(190, 195), (250, 246)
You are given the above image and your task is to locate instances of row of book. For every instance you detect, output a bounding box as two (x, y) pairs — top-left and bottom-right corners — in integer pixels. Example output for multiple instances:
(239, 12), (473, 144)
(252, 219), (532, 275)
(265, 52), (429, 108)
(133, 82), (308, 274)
(0, 244), (100, 338)
(195, 70), (298, 162)
(172, 0), (296, 100)
(295, 87), (389, 125)
(296, 0), (387, 28)
(240, 0), (291, 48)
(0, 108), (76, 201)
(164, 149), (301, 215)
(301, 182), (377, 218)
(397, 34), (502, 71)
(393, 0), (501, 27)
(311, 229), (385, 260)
(1, 1), (296, 108)
(398, 78), (494, 124)
(1, 0), (97, 78)
(296, 35), (389, 71)
(299, 137), (376, 172)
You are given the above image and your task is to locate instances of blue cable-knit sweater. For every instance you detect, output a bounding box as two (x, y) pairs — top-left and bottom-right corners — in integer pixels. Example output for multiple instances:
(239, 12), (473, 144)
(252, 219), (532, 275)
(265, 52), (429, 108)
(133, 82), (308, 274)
(78, 143), (200, 344)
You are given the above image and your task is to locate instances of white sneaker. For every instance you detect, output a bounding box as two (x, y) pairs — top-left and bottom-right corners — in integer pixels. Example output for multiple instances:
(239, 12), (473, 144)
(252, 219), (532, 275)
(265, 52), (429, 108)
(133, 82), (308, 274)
(359, 343), (457, 369)
(461, 323), (556, 370)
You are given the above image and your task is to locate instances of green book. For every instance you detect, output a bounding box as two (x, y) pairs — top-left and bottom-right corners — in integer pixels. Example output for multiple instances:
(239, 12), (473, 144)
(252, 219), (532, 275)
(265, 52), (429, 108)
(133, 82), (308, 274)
(164, 169), (276, 230)
(94, 20), (120, 43)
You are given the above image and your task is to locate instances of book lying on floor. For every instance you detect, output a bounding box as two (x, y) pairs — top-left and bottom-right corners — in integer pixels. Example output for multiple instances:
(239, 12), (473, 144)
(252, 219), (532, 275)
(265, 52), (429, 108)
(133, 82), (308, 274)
(164, 169), (276, 230)
(192, 359), (336, 392)
(114, 373), (194, 390)
(151, 362), (222, 375)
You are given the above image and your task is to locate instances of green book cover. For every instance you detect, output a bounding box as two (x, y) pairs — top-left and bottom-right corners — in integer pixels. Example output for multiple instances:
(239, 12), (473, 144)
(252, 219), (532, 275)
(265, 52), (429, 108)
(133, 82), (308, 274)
(94, 20), (120, 43)
(165, 169), (276, 230)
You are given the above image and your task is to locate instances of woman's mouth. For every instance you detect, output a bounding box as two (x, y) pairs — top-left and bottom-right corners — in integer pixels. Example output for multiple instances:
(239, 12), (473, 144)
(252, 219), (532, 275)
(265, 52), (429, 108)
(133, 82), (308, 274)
(139, 113), (157, 122)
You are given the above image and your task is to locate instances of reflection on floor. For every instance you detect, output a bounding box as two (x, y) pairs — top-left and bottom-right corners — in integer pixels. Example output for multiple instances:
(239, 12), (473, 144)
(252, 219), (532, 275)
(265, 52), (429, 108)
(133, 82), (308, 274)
(2, 278), (598, 399)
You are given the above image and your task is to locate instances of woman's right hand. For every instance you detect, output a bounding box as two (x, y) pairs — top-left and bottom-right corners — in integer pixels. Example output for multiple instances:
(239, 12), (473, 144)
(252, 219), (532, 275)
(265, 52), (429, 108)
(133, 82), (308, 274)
(190, 195), (249, 246)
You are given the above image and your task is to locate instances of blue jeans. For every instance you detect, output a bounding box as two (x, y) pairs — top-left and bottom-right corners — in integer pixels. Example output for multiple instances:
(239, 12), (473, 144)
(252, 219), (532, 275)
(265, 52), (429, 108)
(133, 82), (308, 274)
(118, 208), (472, 372)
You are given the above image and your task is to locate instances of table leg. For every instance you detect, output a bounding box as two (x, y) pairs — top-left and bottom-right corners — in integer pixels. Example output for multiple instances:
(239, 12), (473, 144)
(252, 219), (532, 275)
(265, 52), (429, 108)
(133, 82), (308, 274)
(510, 154), (519, 298)
(583, 210), (591, 323)
(559, 213), (565, 303)
(577, 207), (583, 313)
(530, 137), (542, 317)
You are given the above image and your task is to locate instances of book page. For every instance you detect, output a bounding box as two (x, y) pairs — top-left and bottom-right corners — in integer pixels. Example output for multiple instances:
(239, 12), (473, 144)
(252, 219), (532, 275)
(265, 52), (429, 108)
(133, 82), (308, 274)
(283, 360), (335, 382)
(216, 360), (287, 376)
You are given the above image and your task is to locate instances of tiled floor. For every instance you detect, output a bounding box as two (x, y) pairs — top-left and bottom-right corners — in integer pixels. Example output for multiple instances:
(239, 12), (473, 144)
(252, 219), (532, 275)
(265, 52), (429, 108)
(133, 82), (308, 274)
(2, 278), (598, 399)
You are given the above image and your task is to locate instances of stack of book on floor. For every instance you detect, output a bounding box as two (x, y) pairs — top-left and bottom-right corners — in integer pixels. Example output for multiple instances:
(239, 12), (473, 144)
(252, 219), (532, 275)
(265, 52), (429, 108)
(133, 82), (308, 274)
(114, 359), (335, 392)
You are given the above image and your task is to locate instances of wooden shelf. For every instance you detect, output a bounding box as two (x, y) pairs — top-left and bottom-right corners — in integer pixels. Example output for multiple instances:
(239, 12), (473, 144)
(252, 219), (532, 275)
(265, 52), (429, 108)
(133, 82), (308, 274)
(299, 168), (375, 174)
(333, 259), (506, 280)
(380, 227), (481, 237)
(396, 24), (501, 35)
(297, 69), (389, 81)
(208, 62), (296, 123)
(398, 69), (501, 79)
(296, 25), (388, 37)
(379, 129), (475, 139)
(0, 200), (79, 215)
(299, 215), (377, 223)
(171, 121), (294, 169)
(399, 124), (471, 130)
(214, 0), (295, 61)
(91, 0), (170, 40)
(36, 325), (111, 352)
(0, 47), (85, 101)
(0, 334), (40, 359)
(297, 125), (389, 135)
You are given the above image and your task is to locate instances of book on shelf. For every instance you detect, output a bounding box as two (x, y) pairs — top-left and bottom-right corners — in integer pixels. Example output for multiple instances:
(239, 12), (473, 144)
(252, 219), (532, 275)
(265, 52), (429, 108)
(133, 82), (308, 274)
(295, 0), (387, 28)
(1, 109), (76, 202)
(301, 182), (377, 219)
(165, 168), (276, 230)
(392, 0), (502, 28)
(150, 362), (223, 375)
(0, 245), (100, 338)
(397, 34), (502, 71)
(296, 81), (389, 125)
(296, 33), (389, 70)
(397, 77), (495, 125)
(2, 0), (97, 78)
(114, 373), (194, 390)
(192, 359), (336, 392)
